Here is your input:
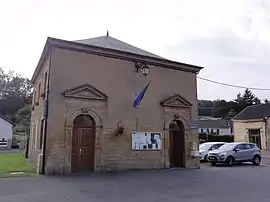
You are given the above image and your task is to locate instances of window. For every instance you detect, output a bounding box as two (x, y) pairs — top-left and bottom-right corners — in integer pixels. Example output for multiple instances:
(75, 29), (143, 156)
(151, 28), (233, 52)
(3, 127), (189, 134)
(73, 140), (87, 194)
(210, 129), (214, 134)
(31, 123), (36, 149)
(35, 121), (39, 149)
(33, 90), (37, 105)
(200, 129), (203, 133)
(217, 129), (219, 135)
(249, 129), (260, 135)
(37, 83), (41, 101)
(39, 119), (45, 149)
(211, 144), (220, 150)
(243, 144), (252, 149)
(44, 72), (48, 93)
(207, 129), (209, 134)
(235, 144), (245, 150)
(32, 90), (36, 104)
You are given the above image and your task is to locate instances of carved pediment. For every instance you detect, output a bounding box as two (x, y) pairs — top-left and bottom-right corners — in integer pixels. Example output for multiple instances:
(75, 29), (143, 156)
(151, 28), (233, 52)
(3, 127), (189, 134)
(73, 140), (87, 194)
(62, 84), (108, 101)
(161, 95), (192, 108)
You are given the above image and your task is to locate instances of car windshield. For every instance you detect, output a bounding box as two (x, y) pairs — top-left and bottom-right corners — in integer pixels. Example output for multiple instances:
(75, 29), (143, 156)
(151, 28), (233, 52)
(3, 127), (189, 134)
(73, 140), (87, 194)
(218, 143), (237, 151)
(199, 143), (214, 150)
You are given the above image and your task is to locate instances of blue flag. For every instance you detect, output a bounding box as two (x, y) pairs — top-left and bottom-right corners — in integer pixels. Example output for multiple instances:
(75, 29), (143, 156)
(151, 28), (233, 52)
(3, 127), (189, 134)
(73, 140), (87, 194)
(133, 81), (151, 108)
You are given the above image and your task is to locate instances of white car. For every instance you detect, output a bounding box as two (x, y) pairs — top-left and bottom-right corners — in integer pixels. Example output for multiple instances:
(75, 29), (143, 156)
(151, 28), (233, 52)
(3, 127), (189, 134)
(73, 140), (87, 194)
(199, 142), (226, 161)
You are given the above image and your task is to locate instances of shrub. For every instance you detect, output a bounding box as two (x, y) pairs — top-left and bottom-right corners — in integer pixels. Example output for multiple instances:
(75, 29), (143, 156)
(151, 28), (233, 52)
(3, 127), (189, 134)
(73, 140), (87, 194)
(199, 133), (234, 143)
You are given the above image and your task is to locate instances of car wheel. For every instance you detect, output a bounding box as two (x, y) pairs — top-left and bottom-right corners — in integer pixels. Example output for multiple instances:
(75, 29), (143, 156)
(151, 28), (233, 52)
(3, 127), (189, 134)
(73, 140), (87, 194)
(204, 154), (208, 161)
(252, 155), (261, 166)
(211, 162), (216, 166)
(226, 156), (234, 167)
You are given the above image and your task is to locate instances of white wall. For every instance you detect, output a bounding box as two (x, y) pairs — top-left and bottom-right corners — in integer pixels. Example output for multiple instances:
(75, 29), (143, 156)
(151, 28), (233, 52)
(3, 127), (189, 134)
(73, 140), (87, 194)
(199, 128), (232, 135)
(0, 118), (13, 140)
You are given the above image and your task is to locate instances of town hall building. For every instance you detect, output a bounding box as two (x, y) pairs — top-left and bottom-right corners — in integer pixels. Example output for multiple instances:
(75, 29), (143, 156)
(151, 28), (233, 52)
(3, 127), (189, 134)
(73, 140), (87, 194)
(29, 32), (203, 174)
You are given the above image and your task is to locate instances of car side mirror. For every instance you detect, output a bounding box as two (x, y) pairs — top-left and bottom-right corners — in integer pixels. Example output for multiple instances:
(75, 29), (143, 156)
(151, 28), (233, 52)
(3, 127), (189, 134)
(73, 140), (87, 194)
(234, 149), (239, 152)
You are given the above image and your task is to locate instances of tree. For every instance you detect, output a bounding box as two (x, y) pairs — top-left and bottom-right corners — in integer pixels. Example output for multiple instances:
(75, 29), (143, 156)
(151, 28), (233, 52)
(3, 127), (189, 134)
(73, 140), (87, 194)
(212, 100), (238, 118)
(264, 99), (269, 104)
(198, 88), (262, 118)
(234, 88), (261, 105)
(198, 100), (214, 116)
(0, 68), (32, 119)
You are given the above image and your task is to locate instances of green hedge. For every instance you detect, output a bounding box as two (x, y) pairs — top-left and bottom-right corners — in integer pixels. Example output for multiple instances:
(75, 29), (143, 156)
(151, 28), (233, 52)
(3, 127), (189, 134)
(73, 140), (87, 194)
(199, 133), (234, 143)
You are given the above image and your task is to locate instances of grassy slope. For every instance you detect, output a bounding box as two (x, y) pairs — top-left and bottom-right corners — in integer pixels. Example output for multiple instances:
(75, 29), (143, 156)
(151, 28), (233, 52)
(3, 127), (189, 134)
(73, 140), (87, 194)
(0, 153), (34, 177)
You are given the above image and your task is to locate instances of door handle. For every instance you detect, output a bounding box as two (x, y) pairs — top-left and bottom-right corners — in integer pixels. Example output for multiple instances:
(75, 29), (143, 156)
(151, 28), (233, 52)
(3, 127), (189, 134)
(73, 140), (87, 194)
(79, 148), (82, 154)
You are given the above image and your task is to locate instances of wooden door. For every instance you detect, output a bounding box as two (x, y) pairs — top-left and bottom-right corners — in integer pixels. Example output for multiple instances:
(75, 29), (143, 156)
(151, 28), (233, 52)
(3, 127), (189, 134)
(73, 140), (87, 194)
(71, 127), (95, 172)
(169, 120), (185, 168)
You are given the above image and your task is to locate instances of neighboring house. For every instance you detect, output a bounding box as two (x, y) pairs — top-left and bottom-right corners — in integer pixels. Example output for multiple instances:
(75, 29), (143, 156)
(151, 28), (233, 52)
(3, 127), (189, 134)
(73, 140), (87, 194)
(29, 33), (203, 174)
(232, 103), (270, 150)
(198, 119), (232, 135)
(0, 115), (14, 149)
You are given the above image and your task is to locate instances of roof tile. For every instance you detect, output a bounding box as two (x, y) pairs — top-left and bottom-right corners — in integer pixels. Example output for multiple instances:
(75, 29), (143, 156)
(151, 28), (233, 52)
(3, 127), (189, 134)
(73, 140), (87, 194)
(233, 103), (270, 120)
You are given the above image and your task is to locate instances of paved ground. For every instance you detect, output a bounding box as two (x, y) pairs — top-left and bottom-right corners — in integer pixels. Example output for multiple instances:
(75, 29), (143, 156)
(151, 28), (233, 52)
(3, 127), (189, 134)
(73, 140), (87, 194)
(1, 161), (270, 202)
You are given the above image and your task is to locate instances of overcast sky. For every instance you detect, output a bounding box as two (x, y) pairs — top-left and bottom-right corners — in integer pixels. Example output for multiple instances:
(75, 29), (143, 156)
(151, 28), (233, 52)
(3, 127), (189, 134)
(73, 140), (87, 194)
(0, 0), (270, 101)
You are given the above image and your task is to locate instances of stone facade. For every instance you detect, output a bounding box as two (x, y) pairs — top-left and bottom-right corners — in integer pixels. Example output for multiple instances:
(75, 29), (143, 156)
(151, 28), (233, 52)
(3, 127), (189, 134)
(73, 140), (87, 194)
(29, 36), (203, 174)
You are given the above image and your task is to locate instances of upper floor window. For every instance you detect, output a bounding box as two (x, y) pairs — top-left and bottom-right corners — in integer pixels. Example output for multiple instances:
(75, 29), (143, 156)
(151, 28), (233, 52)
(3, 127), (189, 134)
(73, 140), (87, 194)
(39, 119), (45, 150)
(32, 90), (36, 105)
(44, 72), (48, 93)
(37, 82), (41, 102)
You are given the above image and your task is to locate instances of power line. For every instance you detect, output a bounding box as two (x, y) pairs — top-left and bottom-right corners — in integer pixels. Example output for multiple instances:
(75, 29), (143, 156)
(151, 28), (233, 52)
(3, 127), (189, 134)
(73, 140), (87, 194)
(197, 76), (270, 91)
(198, 104), (244, 110)
(198, 102), (266, 110)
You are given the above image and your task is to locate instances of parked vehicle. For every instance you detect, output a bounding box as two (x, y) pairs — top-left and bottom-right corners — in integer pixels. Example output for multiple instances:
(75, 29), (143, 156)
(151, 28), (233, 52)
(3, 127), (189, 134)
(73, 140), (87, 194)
(208, 142), (261, 166)
(199, 142), (225, 161)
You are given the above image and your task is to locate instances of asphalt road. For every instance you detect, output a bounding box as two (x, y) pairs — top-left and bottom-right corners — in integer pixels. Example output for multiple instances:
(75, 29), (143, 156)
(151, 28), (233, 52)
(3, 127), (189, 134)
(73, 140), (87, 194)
(1, 162), (270, 202)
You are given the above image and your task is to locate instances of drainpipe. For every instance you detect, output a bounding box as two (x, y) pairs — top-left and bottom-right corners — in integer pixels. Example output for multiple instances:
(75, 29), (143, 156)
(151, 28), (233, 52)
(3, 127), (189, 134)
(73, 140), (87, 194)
(263, 116), (270, 151)
(41, 52), (52, 174)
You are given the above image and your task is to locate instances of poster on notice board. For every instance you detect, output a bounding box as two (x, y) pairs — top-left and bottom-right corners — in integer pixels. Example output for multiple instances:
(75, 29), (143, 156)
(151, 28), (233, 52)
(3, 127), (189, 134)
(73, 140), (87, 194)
(132, 132), (162, 150)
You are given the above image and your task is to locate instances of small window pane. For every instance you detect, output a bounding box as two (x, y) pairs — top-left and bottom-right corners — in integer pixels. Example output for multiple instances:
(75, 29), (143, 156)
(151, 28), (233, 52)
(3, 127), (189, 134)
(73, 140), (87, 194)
(244, 144), (251, 149)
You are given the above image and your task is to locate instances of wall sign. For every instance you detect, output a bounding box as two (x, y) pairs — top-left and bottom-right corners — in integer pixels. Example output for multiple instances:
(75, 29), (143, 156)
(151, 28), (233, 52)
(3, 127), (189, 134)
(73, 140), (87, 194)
(189, 119), (199, 129)
(132, 132), (162, 150)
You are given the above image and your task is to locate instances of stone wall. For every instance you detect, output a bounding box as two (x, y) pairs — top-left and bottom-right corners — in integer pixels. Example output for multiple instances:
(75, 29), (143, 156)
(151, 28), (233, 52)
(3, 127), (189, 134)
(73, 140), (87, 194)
(43, 47), (200, 174)
(44, 98), (200, 174)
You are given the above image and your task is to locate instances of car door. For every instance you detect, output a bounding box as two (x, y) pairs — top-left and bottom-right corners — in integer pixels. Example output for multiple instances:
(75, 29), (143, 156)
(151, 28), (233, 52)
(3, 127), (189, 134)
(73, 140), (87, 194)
(234, 144), (246, 161)
(242, 143), (253, 160)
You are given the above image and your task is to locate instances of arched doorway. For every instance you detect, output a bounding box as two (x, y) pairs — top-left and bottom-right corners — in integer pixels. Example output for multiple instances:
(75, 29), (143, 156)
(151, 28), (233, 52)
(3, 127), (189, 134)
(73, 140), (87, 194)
(169, 120), (185, 168)
(72, 114), (96, 172)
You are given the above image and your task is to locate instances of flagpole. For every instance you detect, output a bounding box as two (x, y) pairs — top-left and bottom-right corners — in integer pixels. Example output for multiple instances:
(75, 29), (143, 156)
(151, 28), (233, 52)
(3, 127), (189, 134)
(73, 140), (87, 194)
(133, 62), (150, 131)
(134, 74), (139, 132)
(134, 80), (151, 131)
(135, 91), (139, 131)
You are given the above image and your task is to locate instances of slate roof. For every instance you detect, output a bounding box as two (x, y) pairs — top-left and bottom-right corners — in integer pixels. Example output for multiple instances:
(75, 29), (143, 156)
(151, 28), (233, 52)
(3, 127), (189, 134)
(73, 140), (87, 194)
(75, 35), (165, 60)
(233, 103), (270, 120)
(31, 34), (203, 83)
(198, 120), (230, 129)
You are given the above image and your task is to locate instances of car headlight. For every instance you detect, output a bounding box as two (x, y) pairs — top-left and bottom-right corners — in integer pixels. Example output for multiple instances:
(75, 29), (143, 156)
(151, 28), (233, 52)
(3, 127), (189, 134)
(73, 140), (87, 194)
(218, 152), (227, 156)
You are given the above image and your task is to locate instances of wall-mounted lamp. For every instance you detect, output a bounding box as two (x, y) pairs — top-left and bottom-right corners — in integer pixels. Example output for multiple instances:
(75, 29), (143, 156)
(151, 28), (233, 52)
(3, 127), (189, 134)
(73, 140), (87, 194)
(135, 62), (150, 76)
